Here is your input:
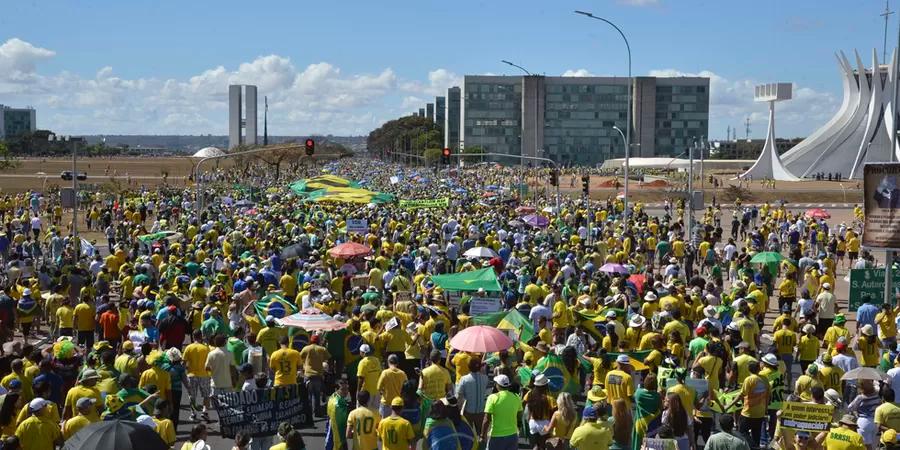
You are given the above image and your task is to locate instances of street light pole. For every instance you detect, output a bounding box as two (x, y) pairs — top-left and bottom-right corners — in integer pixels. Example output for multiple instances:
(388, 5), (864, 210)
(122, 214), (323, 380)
(501, 60), (535, 202)
(576, 10), (632, 222)
(612, 126), (629, 220)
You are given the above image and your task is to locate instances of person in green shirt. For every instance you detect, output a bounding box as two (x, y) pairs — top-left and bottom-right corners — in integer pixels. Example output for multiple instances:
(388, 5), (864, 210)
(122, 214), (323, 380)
(481, 375), (522, 450)
(200, 307), (229, 340)
(226, 327), (248, 367)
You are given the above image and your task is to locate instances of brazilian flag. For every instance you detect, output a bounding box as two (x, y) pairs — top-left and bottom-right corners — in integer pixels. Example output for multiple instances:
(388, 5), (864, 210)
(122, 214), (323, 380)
(533, 352), (590, 395)
(710, 388), (742, 414)
(252, 293), (298, 322)
(472, 310), (534, 343)
(573, 308), (625, 342)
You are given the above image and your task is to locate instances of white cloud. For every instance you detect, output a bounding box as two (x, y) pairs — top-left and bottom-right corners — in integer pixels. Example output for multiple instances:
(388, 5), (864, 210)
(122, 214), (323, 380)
(0, 38), (423, 136)
(561, 69), (595, 77)
(400, 68), (461, 97)
(649, 68), (838, 139)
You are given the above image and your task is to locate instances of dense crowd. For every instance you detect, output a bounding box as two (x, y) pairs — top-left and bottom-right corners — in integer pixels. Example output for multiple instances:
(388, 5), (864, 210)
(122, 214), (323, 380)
(0, 157), (894, 450)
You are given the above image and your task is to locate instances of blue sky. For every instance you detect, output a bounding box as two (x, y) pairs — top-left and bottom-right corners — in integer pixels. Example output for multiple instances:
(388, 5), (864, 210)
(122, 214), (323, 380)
(0, 0), (893, 138)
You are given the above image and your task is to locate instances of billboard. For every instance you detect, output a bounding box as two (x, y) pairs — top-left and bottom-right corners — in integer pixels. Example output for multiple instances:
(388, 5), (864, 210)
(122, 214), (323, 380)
(863, 163), (900, 249)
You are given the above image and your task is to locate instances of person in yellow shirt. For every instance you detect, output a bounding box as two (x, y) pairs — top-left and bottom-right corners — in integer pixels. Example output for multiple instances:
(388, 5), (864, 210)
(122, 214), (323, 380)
(377, 355), (408, 418)
(876, 303), (900, 350)
(419, 350), (452, 402)
(73, 296), (96, 348)
(182, 330), (212, 421)
(725, 361), (769, 449)
(825, 414), (866, 450)
(773, 319), (798, 387)
(357, 344), (383, 405)
(347, 390), (380, 450)
(151, 400), (177, 447)
(604, 355), (635, 407)
(15, 398), (62, 450)
(270, 336), (301, 386)
(63, 369), (102, 420)
(62, 397), (99, 440)
(298, 334), (330, 416)
(797, 324), (820, 374)
(818, 354), (844, 393)
(451, 351), (473, 382)
(823, 314), (851, 353)
(377, 397), (416, 450)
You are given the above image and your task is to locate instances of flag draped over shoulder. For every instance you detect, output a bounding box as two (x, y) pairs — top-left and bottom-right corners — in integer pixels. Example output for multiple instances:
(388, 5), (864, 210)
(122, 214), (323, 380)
(572, 308), (626, 342)
(253, 293), (298, 322)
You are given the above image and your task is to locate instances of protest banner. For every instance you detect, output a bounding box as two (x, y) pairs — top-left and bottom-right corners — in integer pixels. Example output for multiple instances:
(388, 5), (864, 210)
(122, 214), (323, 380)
(399, 197), (450, 209)
(346, 218), (368, 234)
(643, 438), (678, 450)
(214, 385), (312, 438)
(863, 163), (900, 249)
(351, 275), (369, 289)
(780, 401), (834, 432)
(470, 297), (502, 316)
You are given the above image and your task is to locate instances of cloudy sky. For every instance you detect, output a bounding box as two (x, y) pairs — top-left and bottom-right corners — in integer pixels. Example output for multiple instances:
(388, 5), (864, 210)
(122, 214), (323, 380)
(0, 0), (892, 139)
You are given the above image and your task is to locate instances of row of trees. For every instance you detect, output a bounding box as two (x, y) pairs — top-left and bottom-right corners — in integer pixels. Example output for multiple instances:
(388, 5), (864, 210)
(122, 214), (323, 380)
(230, 139), (353, 180)
(367, 115), (489, 164)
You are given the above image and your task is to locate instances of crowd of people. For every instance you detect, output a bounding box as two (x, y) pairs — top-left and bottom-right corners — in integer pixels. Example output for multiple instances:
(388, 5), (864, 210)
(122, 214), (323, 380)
(0, 156), (894, 450)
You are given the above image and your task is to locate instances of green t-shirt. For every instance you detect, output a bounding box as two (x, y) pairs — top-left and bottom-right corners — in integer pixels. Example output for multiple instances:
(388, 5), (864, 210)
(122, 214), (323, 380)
(484, 390), (522, 437)
(227, 337), (247, 366)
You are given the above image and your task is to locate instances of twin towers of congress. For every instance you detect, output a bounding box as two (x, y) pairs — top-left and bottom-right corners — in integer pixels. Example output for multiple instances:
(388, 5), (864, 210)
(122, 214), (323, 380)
(746, 49), (900, 181)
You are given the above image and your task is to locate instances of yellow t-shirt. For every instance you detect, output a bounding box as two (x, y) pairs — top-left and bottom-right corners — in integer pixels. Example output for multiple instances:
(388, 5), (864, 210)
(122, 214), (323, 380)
(773, 329), (797, 356)
(270, 348), (301, 386)
(357, 356), (382, 396)
(56, 306), (74, 329)
(819, 365), (844, 393)
(348, 406), (381, 450)
(740, 374), (769, 419)
(377, 368), (407, 405)
(153, 417), (176, 445)
(452, 352), (472, 381)
(73, 303), (95, 331)
(298, 345), (329, 377)
(377, 415), (415, 450)
(62, 414), (96, 440)
(604, 370), (634, 405)
(64, 385), (101, 420)
(824, 426), (866, 450)
(15, 416), (61, 450)
(420, 364), (451, 401)
(183, 343), (211, 377)
(875, 402), (900, 432)
(797, 335), (820, 361)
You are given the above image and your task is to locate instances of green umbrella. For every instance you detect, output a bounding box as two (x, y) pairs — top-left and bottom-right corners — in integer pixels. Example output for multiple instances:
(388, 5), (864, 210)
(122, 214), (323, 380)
(750, 251), (785, 264)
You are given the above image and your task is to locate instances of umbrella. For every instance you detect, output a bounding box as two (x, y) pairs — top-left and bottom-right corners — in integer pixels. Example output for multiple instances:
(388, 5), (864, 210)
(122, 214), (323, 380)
(464, 246), (499, 259)
(281, 243), (304, 259)
(599, 263), (629, 275)
(541, 206), (559, 214)
(749, 251), (785, 264)
(64, 420), (169, 450)
(515, 206), (536, 214)
(841, 367), (889, 381)
(450, 325), (514, 353)
(805, 208), (831, 219)
(508, 219), (523, 227)
(234, 199), (256, 208)
(328, 242), (372, 259)
(280, 308), (348, 331)
(523, 214), (550, 228)
(482, 191), (497, 198)
(486, 185), (499, 191)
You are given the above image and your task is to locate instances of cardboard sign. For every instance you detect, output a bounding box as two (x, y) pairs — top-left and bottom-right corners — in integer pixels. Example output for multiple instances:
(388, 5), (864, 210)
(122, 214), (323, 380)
(780, 401), (834, 432)
(214, 385), (312, 438)
(351, 275), (370, 289)
(346, 219), (368, 234)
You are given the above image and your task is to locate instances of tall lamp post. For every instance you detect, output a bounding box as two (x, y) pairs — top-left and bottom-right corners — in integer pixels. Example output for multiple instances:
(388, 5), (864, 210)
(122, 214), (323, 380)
(49, 134), (79, 252)
(612, 126), (629, 219)
(501, 59), (536, 201)
(575, 10), (632, 221)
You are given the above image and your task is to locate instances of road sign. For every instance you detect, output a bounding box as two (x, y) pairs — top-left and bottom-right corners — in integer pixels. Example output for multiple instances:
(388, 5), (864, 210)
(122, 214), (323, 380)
(849, 268), (900, 310)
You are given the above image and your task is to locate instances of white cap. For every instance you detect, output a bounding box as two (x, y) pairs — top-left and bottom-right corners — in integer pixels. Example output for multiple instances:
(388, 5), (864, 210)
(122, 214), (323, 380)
(493, 374), (511, 387)
(822, 283), (831, 290)
(761, 353), (778, 367)
(359, 344), (372, 354)
(533, 374), (549, 386)
(137, 414), (157, 427)
(861, 324), (875, 336)
(616, 354), (631, 365)
(605, 310), (617, 318)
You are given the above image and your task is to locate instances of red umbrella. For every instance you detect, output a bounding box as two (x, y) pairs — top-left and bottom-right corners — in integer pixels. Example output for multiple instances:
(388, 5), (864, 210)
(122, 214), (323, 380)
(328, 242), (372, 259)
(805, 208), (831, 219)
(450, 325), (514, 353)
(515, 206), (536, 215)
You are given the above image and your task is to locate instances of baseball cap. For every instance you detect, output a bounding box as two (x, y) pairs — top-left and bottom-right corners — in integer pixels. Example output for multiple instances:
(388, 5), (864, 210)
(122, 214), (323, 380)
(493, 374), (511, 388)
(391, 397), (404, 407)
(76, 397), (96, 409)
(616, 354), (631, 365)
(359, 344), (372, 354)
(28, 398), (49, 412)
(582, 405), (598, 419)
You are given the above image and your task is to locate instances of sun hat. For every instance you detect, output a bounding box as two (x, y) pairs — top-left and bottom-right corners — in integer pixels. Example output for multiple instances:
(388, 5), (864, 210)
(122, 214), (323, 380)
(838, 414), (857, 426)
(703, 305), (717, 318)
(761, 354), (778, 367)
(861, 324), (875, 336)
(587, 385), (607, 403)
(834, 314), (846, 324)
(629, 315), (646, 328)
(533, 374), (549, 387)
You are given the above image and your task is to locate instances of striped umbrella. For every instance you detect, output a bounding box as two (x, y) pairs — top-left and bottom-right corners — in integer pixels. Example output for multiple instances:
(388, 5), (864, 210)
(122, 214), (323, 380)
(280, 308), (349, 331)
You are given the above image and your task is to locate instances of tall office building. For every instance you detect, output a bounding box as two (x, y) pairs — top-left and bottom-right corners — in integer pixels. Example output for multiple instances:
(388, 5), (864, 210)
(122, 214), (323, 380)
(444, 87), (461, 151)
(0, 105), (36, 140)
(425, 103), (434, 121)
(459, 75), (709, 165)
(435, 96), (446, 127)
(228, 85), (258, 149)
(418, 108), (425, 118)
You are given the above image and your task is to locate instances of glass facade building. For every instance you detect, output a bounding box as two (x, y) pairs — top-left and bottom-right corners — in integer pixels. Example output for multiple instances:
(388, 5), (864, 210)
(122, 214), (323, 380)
(445, 87), (461, 151)
(458, 75), (709, 166)
(0, 105), (36, 140)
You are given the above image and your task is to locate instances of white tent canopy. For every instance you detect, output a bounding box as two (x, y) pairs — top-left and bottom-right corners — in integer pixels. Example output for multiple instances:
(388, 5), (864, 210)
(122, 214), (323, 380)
(600, 157), (698, 170)
(192, 146), (226, 158)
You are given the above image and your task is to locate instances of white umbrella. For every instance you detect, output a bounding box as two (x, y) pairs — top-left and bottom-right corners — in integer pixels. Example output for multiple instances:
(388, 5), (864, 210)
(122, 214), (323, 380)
(841, 367), (889, 381)
(463, 246), (499, 259)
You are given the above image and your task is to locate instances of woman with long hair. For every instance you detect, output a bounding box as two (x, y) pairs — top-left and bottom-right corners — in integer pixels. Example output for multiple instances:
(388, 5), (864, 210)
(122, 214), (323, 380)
(0, 393), (20, 439)
(525, 375), (554, 450)
(660, 392), (690, 450)
(543, 392), (577, 450)
(610, 398), (633, 450)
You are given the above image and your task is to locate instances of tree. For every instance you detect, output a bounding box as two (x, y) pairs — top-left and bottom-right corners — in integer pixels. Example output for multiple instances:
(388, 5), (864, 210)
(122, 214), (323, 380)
(424, 148), (443, 164)
(0, 142), (19, 171)
(462, 145), (485, 163)
(367, 115), (443, 158)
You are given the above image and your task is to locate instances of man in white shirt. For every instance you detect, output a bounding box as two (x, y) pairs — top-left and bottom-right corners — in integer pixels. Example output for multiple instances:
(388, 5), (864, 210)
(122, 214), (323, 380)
(205, 334), (237, 394)
(815, 283), (837, 334)
(528, 299), (552, 330)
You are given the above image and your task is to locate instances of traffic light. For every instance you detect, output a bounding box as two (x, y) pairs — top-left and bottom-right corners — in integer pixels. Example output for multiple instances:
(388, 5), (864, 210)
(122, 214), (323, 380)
(304, 138), (315, 156)
(441, 147), (451, 164)
(581, 175), (590, 195)
(550, 170), (559, 187)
